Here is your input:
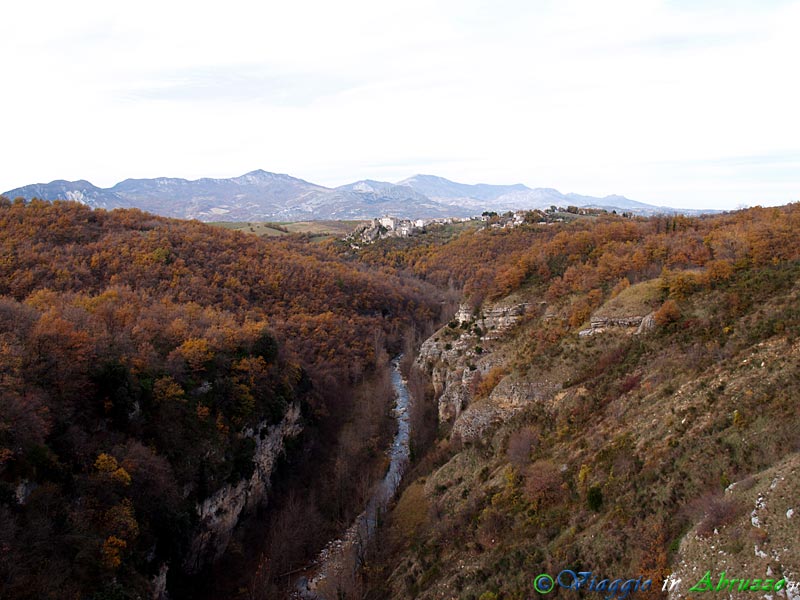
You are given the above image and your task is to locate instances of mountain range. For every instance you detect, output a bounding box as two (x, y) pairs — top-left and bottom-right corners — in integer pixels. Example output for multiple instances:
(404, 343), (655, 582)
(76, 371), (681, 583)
(3, 170), (713, 221)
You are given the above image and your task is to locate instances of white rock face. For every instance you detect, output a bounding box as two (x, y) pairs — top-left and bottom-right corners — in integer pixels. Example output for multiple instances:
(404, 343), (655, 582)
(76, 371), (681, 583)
(453, 379), (561, 444)
(579, 312), (655, 337)
(183, 403), (303, 573)
(416, 302), (529, 423)
(14, 479), (37, 505)
(151, 564), (168, 600)
(64, 190), (89, 204)
(636, 312), (656, 334)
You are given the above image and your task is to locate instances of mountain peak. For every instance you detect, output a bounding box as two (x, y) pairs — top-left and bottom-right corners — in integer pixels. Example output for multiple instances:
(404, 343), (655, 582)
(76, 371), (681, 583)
(240, 169), (280, 179)
(398, 174), (455, 185)
(235, 170), (282, 183)
(233, 170), (328, 189)
(40, 178), (100, 189)
(339, 179), (394, 193)
(3, 170), (713, 221)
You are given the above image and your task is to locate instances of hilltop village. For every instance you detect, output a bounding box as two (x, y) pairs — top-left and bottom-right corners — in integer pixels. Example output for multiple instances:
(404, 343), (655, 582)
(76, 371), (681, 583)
(348, 206), (616, 246)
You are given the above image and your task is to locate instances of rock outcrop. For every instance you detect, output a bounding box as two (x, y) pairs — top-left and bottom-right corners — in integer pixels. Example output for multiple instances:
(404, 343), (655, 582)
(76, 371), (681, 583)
(452, 379), (561, 444)
(182, 403), (303, 574)
(578, 311), (656, 337)
(416, 300), (567, 446)
(416, 302), (529, 423)
(636, 312), (656, 334)
(151, 564), (169, 600)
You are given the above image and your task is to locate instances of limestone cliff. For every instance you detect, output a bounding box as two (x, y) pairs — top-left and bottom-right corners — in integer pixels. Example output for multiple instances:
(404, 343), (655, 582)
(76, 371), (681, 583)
(413, 299), (563, 448)
(452, 378), (561, 444)
(416, 302), (529, 424)
(182, 403), (303, 574)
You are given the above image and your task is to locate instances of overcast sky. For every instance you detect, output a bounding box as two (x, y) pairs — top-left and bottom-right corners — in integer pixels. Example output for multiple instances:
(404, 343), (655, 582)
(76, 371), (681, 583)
(2, 0), (799, 209)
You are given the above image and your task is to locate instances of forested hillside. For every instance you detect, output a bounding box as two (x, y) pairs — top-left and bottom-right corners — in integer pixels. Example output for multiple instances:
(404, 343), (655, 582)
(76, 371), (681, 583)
(0, 198), (443, 598)
(354, 204), (800, 600)
(2, 196), (799, 600)
(352, 206), (800, 311)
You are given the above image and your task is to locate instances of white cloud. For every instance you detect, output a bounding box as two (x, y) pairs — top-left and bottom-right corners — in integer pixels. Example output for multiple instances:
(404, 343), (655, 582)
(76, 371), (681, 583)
(1, 0), (799, 209)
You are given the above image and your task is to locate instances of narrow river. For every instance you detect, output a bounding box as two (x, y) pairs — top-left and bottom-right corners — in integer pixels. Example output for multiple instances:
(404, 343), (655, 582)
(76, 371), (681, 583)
(294, 356), (411, 598)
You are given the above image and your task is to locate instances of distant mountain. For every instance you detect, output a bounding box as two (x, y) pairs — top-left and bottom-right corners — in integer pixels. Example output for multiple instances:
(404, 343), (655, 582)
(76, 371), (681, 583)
(6, 179), (127, 209)
(398, 174), (710, 216)
(311, 179), (467, 220)
(3, 170), (714, 221)
(398, 174), (529, 206)
(565, 192), (661, 211)
(109, 170), (329, 220)
(6, 170), (330, 221)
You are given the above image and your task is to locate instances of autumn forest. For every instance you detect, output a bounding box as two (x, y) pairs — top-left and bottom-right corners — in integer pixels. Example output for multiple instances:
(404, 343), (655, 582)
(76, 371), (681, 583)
(1, 197), (800, 599)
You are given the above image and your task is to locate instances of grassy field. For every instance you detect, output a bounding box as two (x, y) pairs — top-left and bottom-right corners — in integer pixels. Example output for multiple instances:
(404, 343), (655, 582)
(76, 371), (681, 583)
(595, 278), (664, 318)
(211, 219), (365, 239)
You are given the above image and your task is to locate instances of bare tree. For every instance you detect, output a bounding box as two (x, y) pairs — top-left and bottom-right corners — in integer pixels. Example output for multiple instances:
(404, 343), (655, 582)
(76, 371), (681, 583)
(246, 553), (272, 600)
(506, 427), (538, 468)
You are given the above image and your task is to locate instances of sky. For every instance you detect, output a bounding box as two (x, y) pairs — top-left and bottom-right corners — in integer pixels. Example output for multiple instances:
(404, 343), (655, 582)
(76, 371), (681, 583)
(1, 0), (799, 210)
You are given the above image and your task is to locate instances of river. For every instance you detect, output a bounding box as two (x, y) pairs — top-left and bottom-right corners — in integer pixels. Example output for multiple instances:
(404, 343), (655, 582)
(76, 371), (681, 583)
(294, 356), (411, 598)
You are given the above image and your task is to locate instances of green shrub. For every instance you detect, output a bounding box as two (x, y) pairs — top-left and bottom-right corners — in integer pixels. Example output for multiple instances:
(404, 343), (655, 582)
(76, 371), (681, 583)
(587, 485), (603, 511)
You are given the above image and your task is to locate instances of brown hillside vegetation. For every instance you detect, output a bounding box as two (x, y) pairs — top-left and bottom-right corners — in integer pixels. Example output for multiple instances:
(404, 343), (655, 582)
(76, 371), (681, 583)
(351, 206), (800, 312)
(3, 197), (800, 599)
(357, 204), (800, 600)
(0, 198), (442, 598)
